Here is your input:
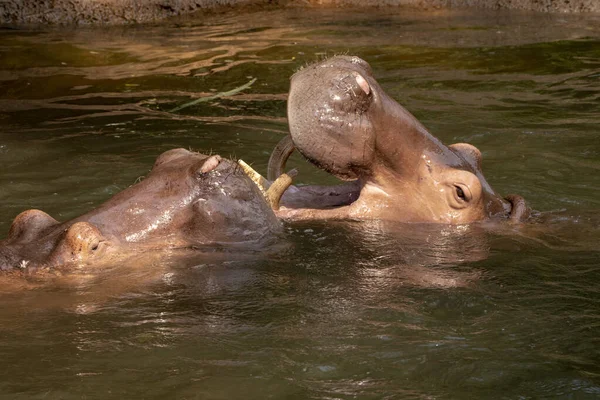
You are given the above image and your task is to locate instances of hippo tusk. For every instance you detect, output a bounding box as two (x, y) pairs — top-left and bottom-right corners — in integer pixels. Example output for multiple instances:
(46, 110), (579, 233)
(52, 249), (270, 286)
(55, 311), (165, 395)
(266, 169), (298, 210)
(238, 159), (297, 210)
(267, 135), (296, 181)
(238, 159), (270, 195)
(505, 194), (530, 223)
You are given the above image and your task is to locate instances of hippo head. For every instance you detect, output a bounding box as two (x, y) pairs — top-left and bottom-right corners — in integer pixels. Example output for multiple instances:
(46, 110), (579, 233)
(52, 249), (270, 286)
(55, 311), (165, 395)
(0, 149), (289, 272)
(281, 55), (527, 224)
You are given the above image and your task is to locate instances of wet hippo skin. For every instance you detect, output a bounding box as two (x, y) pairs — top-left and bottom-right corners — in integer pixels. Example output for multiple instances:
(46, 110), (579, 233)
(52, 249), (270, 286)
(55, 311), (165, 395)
(269, 55), (529, 224)
(0, 149), (286, 273)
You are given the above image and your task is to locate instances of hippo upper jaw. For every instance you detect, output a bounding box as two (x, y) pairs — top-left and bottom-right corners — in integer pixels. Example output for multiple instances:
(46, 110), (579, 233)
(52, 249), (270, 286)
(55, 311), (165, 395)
(288, 56), (378, 181)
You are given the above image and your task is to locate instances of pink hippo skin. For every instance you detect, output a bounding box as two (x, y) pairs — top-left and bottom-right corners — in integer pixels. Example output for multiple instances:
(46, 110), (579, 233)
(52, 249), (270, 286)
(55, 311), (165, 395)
(268, 56), (528, 224)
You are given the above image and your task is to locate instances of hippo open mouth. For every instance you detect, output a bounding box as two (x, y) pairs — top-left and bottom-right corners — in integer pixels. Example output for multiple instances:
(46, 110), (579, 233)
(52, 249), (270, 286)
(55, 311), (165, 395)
(265, 55), (529, 224)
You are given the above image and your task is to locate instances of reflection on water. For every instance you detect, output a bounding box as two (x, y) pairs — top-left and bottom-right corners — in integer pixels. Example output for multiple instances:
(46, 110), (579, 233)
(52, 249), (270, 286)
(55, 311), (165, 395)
(0, 6), (599, 399)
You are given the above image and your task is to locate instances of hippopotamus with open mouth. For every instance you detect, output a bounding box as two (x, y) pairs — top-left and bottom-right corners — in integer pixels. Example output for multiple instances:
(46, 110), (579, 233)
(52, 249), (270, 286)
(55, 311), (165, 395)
(0, 149), (293, 273)
(268, 55), (528, 224)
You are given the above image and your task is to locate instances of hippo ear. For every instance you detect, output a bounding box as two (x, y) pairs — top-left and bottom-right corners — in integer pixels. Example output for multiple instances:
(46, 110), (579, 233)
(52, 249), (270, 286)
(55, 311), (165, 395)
(48, 222), (105, 266)
(7, 209), (59, 243)
(449, 143), (482, 171)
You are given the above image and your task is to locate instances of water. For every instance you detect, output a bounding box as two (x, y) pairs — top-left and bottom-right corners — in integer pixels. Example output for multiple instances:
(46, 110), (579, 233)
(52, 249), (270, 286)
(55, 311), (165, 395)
(1, 6), (600, 399)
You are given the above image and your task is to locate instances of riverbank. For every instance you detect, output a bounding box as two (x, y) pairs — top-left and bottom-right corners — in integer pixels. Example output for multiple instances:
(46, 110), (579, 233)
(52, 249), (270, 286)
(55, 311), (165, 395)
(0, 0), (598, 26)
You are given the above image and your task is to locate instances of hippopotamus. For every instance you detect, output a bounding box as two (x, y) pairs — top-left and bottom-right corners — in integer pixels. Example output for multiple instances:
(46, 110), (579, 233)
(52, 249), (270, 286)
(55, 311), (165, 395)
(267, 55), (529, 224)
(0, 149), (293, 273)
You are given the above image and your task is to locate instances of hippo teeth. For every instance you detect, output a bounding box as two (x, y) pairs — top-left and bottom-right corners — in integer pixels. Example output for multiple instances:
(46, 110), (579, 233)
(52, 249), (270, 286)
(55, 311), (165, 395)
(266, 169), (298, 210)
(238, 159), (296, 210)
(238, 160), (270, 195)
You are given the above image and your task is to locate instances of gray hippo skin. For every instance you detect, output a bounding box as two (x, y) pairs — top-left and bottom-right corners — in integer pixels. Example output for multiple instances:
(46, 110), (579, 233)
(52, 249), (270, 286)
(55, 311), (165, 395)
(269, 55), (529, 224)
(0, 149), (289, 273)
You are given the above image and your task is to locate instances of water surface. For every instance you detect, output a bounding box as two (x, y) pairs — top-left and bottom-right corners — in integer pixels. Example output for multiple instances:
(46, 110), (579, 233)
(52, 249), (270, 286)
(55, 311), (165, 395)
(0, 6), (599, 399)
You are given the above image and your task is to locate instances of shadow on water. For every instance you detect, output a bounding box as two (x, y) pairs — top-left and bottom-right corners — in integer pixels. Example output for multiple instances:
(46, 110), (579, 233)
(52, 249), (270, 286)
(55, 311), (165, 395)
(0, 6), (599, 399)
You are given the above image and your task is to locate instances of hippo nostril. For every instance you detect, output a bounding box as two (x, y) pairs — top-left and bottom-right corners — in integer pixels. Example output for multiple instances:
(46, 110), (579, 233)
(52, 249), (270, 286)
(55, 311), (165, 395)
(355, 74), (370, 95)
(505, 194), (530, 223)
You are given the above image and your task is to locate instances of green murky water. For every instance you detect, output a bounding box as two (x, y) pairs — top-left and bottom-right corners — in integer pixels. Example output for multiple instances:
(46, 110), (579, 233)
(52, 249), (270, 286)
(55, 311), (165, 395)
(1, 6), (599, 399)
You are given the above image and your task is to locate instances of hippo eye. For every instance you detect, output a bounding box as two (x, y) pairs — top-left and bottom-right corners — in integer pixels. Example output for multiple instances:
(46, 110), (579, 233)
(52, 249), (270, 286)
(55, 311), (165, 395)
(455, 185), (467, 201)
(448, 175), (478, 209)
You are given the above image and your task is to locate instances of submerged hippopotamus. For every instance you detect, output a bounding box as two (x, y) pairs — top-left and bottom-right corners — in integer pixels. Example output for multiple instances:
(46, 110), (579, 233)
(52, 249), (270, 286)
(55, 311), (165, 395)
(268, 55), (528, 224)
(0, 149), (292, 273)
